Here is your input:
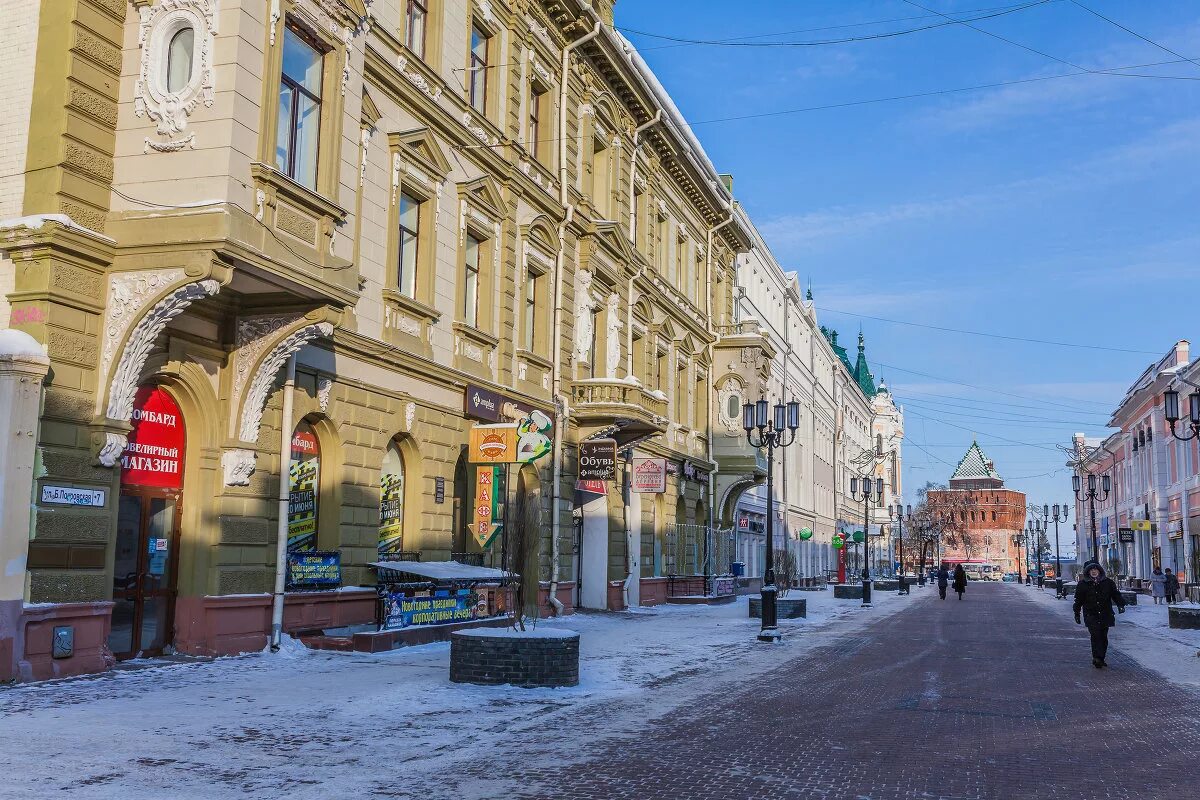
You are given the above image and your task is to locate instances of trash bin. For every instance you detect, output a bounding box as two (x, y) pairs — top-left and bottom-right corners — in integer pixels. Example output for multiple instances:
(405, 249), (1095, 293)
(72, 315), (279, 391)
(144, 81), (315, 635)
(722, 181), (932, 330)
(731, 561), (745, 577)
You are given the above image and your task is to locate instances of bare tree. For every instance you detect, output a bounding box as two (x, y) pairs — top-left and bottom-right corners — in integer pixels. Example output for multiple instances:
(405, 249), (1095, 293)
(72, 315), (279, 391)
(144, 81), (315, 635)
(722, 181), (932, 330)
(909, 482), (973, 575)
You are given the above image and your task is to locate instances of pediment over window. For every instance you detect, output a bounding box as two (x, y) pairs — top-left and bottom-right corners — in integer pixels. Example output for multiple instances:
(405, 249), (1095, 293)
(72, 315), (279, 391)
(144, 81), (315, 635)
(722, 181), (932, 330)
(390, 127), (452, 179)
(458, 175), (507, 221)
(361, 88), (382, 127)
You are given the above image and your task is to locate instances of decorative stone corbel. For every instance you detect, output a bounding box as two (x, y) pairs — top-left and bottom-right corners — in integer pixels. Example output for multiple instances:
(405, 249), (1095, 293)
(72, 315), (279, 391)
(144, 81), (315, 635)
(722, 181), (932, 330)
(222, 449), (257, 486)
(237, 317), (337, 444)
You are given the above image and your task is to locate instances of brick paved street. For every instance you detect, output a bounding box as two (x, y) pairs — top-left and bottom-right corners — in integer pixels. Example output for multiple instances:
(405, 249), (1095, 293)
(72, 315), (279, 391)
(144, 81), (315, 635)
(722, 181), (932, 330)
(503, 584), (1200, 800)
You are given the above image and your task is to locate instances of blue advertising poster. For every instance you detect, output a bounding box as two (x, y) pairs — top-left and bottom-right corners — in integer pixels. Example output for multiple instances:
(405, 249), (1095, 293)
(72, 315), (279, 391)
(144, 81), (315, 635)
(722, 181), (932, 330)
(383, 589), (479, 630)
(286, 551), (341, 590)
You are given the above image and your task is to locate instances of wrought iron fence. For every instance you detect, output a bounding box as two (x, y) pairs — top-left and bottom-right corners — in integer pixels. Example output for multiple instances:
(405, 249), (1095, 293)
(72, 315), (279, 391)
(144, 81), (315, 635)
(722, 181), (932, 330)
(451, 552), (484, 566)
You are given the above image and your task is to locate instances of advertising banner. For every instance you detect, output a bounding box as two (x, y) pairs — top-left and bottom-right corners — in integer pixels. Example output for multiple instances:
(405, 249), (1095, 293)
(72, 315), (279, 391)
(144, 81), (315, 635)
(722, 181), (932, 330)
(121, 386), (185, 488)
(579, 439), (617, 481)
(712, 576), (735, 597)
(383, 589), (481, 630)
(286, 551), (342, 590)
(632, 457), (667, 493)
(378, 471), (405, 556)
(288, 428), (320, 552)
(473, 465), (505, 549)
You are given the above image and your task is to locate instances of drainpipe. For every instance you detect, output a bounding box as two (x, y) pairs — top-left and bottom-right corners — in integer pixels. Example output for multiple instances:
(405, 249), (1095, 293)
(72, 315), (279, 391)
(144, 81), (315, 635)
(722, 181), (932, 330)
(270, 356), (296, 651)
(548, 18), (602, 617)
(705, 211), (734, 589)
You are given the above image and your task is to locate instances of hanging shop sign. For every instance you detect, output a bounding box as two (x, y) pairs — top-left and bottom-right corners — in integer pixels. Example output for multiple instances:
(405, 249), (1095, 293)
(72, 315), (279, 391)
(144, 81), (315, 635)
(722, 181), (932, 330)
(1118, 528), (1135, 544)
(515, 410), (553, 463)
(121, 386), (185, 488)
(383, 588), (480, 630)
(579, 439), (617, 481)
(632, 457), (667, 493)
(286, 551), (342, 590)
(40, 485), (105, 507)
(1168, 521), (1184, 540)
(1131, 519), (1153, 531)
(798, 527), (814, 541)
(832, 534), (845, 549)
(738, 516), (750, 530)
(851, 531), (865, 543)
(469, 424), (519, 464)
(472, 465), (505, 549)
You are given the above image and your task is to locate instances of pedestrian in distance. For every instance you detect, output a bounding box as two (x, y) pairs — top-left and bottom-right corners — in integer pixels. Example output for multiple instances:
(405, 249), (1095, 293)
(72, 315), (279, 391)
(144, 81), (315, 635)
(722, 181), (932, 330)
(1164, 568), (1180, 605)
(1149, 566), (1167, 605)
(952, 564), (967, 600)
(1073, 561), (1126, 669)
(937, 564), (950, 600)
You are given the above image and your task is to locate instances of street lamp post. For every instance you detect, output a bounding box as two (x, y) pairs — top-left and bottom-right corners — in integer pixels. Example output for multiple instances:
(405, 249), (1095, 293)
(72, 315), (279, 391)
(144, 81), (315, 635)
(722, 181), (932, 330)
(1073, 471), (1111, 566)
(1163, 386), (1200, 442)
(889, 504), (913, 595)
(850, 475), (885, 608)
(1013, 532), (1024, 585)
(743, 397), (801, 643)
(1046, 503), (1069, 599)
(1028, 518), (1044, 589)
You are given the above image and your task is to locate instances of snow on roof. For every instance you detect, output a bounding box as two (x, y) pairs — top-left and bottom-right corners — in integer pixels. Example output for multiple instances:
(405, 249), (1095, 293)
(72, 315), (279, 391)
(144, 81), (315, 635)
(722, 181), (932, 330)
(0, 328), (48, 360)
(368, 560), (515, 581)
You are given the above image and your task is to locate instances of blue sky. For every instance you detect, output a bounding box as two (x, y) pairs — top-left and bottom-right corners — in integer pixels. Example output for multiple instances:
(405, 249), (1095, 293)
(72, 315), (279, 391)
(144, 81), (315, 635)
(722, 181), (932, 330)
(616, 0), (1200, 509)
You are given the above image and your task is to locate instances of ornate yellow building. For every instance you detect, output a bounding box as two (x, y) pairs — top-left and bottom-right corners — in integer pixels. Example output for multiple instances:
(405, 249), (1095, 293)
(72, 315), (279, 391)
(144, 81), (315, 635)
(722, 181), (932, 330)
(0, 0), (774, 680)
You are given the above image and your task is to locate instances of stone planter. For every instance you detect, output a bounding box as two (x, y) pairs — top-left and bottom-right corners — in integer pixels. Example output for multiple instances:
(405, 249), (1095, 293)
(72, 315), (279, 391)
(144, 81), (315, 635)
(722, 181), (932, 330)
(1168, 606), (1200, 630)
(873, 580), (901, 591)
(1119, 590), (1138, 606)
(749, 597), (806, 619)
(450, 628), (579, 688)
(833, 584), (864, 600)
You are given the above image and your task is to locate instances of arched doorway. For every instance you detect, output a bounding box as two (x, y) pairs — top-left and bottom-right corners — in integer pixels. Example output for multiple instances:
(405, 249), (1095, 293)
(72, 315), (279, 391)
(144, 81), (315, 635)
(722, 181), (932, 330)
(110, 385), (186, 659)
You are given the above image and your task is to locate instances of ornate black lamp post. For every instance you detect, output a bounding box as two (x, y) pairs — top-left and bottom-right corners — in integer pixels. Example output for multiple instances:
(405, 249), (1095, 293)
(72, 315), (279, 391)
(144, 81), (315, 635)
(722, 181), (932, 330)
(1013, 531), (1024, 585)
(1163, 385), (1200, 441)
(889, 504), (912, 595)
(1046, 503), (1069, 598)
(1073, 472), (1111, 565)
(1027, 518), (1045, 588)
(743, 397), (800, 643)
(850, 474), (884, 608)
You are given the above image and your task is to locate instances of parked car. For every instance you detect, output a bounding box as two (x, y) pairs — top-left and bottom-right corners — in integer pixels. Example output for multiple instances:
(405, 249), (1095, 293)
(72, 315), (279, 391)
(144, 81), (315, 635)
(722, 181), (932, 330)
(1002, 572), (1019, 583)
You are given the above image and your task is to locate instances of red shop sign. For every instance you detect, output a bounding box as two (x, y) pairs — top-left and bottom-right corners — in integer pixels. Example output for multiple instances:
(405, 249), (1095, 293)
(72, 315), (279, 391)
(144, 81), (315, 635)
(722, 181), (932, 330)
(121, 386), (186, 488)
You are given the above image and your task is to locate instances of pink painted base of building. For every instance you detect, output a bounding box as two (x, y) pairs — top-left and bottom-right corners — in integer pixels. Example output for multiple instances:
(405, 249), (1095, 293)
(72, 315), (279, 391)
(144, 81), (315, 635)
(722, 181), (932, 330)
(2, 601), (115, 683)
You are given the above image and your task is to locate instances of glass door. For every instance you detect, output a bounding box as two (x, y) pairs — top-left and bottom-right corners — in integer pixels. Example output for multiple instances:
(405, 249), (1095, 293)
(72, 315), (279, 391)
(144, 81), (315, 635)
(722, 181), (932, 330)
(109, 491), (180, 659)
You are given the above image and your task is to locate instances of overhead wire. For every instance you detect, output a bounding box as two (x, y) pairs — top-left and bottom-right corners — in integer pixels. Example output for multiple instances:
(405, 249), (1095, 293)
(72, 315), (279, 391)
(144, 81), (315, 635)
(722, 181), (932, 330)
(617, 1), (1054, 48)
(899, 0), (1200, 81)
(815, 306), (1158, 355)
(1067, 0), (1200, 72)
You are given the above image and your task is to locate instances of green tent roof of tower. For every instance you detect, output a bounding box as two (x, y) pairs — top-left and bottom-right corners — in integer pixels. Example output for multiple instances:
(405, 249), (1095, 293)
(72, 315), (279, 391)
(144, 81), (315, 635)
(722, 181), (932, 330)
(950, 440), (1001, 481)
(852, 331), (876, 398)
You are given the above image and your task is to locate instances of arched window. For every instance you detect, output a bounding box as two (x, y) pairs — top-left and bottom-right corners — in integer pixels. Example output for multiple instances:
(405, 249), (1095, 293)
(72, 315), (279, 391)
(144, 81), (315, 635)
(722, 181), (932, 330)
(287, 421), (320, 552)
(379, 442), (406, 558)
(166, 26), (195, 93)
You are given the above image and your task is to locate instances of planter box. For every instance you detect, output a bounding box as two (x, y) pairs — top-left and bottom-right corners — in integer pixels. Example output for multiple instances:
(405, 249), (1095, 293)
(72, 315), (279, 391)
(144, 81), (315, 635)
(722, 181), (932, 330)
(1168, 606), (1200, 630)
(748, 597), (806, 619)
(450, 628), (579, 687)
(833, 584), (864, 600)
(1119, 591), (1138, 606)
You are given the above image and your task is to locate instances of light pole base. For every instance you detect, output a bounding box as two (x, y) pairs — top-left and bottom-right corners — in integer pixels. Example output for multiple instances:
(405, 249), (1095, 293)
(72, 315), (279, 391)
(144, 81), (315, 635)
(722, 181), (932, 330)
(757, 627), (782, 643)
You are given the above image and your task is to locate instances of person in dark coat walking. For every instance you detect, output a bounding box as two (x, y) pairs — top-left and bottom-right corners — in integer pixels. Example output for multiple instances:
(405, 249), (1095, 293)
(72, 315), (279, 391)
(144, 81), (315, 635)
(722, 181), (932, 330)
(936, 565), (950, 600)
(1164, 568), (1180, 605)
(952, 564), (967, 599)
(1073, 561), (1126, 668)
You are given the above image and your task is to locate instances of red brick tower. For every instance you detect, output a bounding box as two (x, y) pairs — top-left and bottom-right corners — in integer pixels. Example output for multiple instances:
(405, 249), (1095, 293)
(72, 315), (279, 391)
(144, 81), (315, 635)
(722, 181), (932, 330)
(928, 441), (1026, 574)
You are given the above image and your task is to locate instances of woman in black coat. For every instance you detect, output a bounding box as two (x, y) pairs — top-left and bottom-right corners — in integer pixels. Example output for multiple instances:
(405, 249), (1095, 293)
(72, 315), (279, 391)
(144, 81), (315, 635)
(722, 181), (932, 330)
(952, 565), (967, 599)
(936, 565), (950, 600)
(1073, 562), (1126, 668)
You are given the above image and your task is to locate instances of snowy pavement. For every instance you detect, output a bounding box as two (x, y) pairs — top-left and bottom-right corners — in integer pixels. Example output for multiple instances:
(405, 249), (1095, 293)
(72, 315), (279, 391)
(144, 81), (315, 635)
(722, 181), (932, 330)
(1017, 582), (1200, 689)
(0, 587), (912, 800)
